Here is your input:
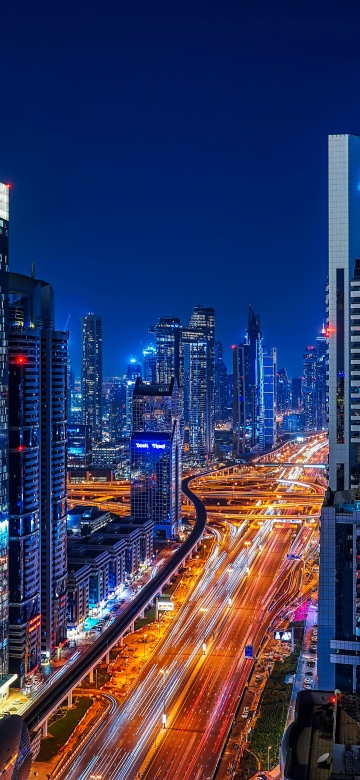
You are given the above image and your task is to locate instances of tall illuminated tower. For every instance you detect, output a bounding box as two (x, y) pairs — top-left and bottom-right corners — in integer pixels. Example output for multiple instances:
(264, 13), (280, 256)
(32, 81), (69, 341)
(81, 314), (102, 443)
(9, 272), (68, 662)
(183, 306), (215, 460)
(149, 316), (183, 386)
(0, 184), (9, 682)
(318, 134), (360, 693)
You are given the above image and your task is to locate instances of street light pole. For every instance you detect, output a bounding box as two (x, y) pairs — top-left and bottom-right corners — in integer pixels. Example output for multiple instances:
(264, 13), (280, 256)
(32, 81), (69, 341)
(144, 634), (147, 659)
(200, 607), (208, 654)
(267, 745), (272, 771)
(160, 668), (169, 728)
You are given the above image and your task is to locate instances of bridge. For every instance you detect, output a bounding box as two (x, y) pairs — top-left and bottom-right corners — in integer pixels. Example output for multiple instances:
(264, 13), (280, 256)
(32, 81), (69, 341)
(23, 475), (207, 735)
(252, 462), (326, 469)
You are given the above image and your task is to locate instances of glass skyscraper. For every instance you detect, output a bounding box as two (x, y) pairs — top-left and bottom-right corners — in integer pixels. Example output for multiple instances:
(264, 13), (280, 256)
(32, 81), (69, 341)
(8, 273), (68, 661)
(232, 307), (264, 454)
(149, 316), (183, 387)
(81, 313), (102, 443)
(130, 378), (181, 539)
(143, 345), (157, 383)
(183, 306), (215, 460)
(0, 184), (9, 682)
(262, 347), (277, 450)
(318, 134), (360, 693)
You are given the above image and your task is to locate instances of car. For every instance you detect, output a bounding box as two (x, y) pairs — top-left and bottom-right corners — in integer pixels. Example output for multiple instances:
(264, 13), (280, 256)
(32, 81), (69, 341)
(307, 661), (315, 668)
(305, 671), (314, 676)
(242, 706), (249, 718)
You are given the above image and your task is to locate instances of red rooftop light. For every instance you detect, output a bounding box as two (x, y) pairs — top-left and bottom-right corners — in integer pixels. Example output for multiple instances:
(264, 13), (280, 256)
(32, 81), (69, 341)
(15, 356), (27, 364)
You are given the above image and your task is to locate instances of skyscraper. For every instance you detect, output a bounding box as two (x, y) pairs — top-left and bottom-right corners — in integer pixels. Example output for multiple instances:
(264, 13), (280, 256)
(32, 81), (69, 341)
(263, 347), (277, 450)
(232, 307), (264, 454)
(130, 378), (181, 539)
(149, 316), (183, 387)
(0, 184), (9, 683)
(9, 272), (68, 661)
(81, 314), (102, 443)
(318, 134), (360, 693)
(8, 307), (41, 685)
(302, 346), (317, 430)
(291, 377), (302, 410)
(315, 326), (327, 431)
(276, 367), (291, 414)
(143, 346), (157, 383)
(183, 306), (215, 460)
(214, 341), (228, 423)
(127, 358), (141, 381)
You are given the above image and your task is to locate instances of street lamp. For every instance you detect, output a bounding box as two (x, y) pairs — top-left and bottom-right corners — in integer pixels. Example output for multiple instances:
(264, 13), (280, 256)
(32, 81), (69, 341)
(244, 541), (251, 574)
(143, 633), (147, 659)
(228, 596), (232, 607)
(200, 607), (208, 654)
(160, 668), (169, 727)
(267, 745), (272, 771)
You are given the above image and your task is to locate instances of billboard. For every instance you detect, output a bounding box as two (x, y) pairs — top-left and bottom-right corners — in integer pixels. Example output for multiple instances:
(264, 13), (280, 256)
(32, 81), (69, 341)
(244, 645), (253, 658)
(274, 630), (292, 642)
(158, 601), (174, 611)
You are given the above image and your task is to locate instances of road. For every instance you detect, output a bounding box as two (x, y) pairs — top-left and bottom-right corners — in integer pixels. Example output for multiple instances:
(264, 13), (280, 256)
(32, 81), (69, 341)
(57, 437), (326, 780)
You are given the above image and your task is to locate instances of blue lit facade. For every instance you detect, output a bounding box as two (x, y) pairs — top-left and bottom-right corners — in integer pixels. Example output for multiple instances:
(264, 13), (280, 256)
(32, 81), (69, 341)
(131, 379), (181, 539)
(67, 424), (92, 469)
(9, 273), (68, 660)
(262, 347), (277, 450)
(303, 346), (317, 430)
(0, 184), (9, 681)
(183, 306), (215, 460)
(81, 314), (102, 443)
(232, 307), (264, 454)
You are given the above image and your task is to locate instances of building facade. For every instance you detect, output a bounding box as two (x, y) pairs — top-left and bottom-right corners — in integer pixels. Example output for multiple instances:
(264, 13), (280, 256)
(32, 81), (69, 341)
(262, 347), (277, 450)
(130, 378), (181, 538)
(81, 313), (102, 443)
(233, 307), (264, 455)
(318, 134), (360, 693)
(0, 184), (9, 683)
(143, 345), (157, 383)
(149, 316), (183, 387)
(303, 346), (317, 430)
(67, 424), (92, 469)
(9, 273), (68, 661)
(183, 306), (215, 460)
(214, 341), (228, 423)
(316, 327), (327, 430)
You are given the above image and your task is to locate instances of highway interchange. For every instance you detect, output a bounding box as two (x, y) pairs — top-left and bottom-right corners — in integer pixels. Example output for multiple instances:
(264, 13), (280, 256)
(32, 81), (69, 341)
(56, 436), (327, 780)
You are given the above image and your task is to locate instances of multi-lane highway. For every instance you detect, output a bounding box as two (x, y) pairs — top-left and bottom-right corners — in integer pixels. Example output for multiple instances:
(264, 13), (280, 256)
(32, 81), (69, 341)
(56, 437), (326, 780)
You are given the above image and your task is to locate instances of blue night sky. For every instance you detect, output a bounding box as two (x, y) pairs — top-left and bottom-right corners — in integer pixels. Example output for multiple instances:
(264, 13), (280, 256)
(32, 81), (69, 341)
(1, 0), (358, 377)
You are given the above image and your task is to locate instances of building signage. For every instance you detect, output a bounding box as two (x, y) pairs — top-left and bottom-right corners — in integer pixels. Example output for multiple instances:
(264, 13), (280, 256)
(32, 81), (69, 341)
(274, 630), (292, 642)
(244, 645), (253, 658)
(158, 601), (174, 611)
(135, 442), (167, 450)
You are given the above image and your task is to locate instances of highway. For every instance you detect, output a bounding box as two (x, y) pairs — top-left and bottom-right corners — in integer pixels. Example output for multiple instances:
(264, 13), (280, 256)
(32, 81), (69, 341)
(23, 476), (206, 732)
(55, 437), (326, 780)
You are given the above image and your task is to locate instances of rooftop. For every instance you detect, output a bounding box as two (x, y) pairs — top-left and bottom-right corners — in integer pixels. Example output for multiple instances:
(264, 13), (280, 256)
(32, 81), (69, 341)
(282, 690), (360, 780)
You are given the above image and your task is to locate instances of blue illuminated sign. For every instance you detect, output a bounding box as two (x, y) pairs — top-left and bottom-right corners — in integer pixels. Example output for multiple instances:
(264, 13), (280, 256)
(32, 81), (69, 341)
(135, 442), (167, 450)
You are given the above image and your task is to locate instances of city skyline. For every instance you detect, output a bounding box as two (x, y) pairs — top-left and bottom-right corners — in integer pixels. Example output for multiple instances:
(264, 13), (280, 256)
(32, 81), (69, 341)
(1, 1), (352, 378)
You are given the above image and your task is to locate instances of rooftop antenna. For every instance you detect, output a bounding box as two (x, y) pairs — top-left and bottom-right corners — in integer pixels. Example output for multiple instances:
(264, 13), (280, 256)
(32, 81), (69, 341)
(31, 261), (35, 278)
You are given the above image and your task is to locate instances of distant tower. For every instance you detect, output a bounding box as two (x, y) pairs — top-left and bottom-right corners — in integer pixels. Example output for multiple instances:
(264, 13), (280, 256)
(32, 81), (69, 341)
(183, 306), (215, 460)
(262, 347), (277, 449)
(315, 326), (327, 430)
(149, 316), (183, 386)
(81, 314), (102, 443)
(233, 306), (263, 454)
(131, 378), (182, 539)
(143, 345), (157, 383)
(303, 346), (317, 430)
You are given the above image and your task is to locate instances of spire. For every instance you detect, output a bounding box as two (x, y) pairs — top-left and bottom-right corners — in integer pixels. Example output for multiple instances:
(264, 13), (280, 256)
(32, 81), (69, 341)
(31, 261), (35, 278)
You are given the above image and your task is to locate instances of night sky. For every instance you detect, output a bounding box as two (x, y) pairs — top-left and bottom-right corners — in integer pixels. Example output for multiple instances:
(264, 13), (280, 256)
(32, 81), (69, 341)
(1, 1), (359, 377)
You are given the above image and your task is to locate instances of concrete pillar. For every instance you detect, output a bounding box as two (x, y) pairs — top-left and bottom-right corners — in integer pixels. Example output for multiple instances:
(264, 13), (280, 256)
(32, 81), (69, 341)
(130, 622), (134, 633)
(42, 719), (48, 737)
(120, 635), (124, 646)
(89, 667), (94, 684)
(139, 610), (144, 619)
(105, 651), (110, 664)
(68, 690), (73, 707)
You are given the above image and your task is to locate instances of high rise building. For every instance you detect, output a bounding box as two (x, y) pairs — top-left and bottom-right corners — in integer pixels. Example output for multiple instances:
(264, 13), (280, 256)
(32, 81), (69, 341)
(262, 347), (277, 450)
(81, 314), (102, 443)
(233, 307), (264, 455)
(214, 341), (228, 423)
(0, 184), (9, 684)
(291, 377), (302, 410)
(8, 273), (68, 661)
(183, 306), (215, 460)
(302, 346), (317, 430)
(143, 346), (157, 383)
(149, 316), (183, 387)
(130, 378), (181, 539)
(316, 326), (327, 430)
(67, 424), (93, 469)
(105, 378), (127, 442)
(8, 308), (41, 686)
(127, 358), (141, 381)
(318, 134), (360, 693)
(276, 367), (291, 414)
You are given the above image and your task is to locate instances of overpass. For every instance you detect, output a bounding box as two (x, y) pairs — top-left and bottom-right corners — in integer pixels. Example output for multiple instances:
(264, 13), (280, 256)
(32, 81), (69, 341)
(252, 462), (326, 469)
(23, 475), (207, 735)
